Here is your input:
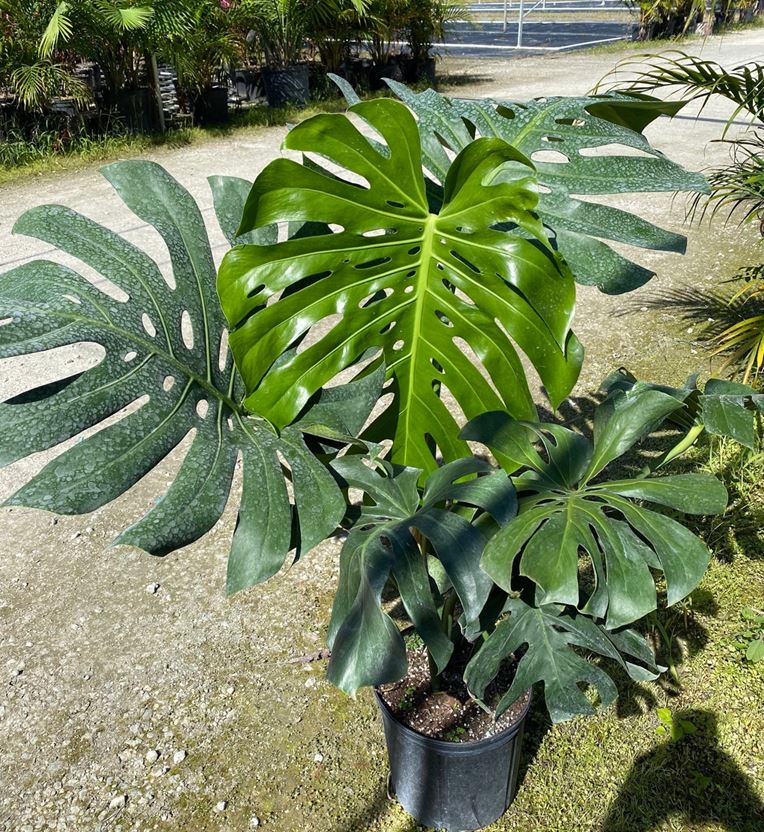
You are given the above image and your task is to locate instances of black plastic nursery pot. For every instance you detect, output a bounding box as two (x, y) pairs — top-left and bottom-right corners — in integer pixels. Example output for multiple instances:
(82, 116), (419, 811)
(192, 86), (229, 126)
(375, 689), (531, 832)
(262, 65), (310, 108)
(114, 88), (158, 134)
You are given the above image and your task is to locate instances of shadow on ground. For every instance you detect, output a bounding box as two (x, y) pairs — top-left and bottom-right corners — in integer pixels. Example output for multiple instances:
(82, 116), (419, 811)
(601, 709), (764, 832)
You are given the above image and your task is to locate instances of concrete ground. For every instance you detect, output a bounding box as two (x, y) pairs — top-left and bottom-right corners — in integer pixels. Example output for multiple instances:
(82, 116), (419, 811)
(1, 27), (763, 832)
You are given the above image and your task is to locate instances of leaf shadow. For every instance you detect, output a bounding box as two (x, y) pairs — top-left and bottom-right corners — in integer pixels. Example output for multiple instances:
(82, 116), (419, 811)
(600, 709), (764, 832)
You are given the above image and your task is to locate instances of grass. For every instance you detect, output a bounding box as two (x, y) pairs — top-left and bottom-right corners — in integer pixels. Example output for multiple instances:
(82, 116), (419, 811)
(0, 97), (356, 188)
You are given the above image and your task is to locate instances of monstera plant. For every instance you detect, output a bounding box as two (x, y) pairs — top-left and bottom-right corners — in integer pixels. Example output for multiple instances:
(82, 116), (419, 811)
(0, 83), (734, 830)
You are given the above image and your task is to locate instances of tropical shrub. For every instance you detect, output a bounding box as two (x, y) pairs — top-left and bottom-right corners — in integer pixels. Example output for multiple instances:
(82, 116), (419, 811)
(0, 87), (731, 723)
(0, 0), (90, 110)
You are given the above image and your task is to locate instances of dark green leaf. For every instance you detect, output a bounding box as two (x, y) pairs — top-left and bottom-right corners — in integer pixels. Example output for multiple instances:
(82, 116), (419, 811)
(1, 161), (355, 593)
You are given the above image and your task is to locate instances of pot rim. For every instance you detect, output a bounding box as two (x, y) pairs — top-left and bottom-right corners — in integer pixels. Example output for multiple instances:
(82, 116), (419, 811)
(374, 686), (532, 754)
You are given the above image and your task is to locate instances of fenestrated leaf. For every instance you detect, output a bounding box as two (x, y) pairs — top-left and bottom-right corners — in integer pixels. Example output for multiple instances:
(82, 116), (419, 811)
(380, 82), (706, 294)
(326, 455), (517, 693)
(0, 161), (373, 593)
(464, 601), (614, 722)
(467, 405), (726, 627)
(218, 98), (583, 474)
(464, 600), (662, 722)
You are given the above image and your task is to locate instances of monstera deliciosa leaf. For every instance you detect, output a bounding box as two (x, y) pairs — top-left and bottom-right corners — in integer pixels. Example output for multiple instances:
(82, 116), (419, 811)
(0, 161), (381, 593)
(464, 599), (664, 722)
(358, 80), (707, 294)
(218, 98), (583, 473)
(462, 385), (728, 630)
(326, 454), (516, 694)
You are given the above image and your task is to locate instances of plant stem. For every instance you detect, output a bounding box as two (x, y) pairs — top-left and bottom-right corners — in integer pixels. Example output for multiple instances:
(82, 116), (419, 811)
(652, 612), (681, 686)
(429, 591), (458, 693)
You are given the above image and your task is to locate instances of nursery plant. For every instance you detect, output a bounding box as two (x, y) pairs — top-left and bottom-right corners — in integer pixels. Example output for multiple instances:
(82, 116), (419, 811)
(0, 87), (739, 829)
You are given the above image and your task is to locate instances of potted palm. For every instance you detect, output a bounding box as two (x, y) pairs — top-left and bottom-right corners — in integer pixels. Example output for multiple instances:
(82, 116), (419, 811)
(171, 0), (242, 125)
(238, 0), (366, 107)
(401, 0), (469, 83)
(37, 0), (192, 131)
(0, 88), (745, 830)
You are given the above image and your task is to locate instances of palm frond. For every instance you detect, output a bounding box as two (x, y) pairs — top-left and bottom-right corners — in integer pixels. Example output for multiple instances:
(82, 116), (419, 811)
(689, 134), (764, 226)
(93, 0), (155, 31)
(596, 51), (764, 136)
(39, 1), (73, 58)
(10, 60), (91, 110)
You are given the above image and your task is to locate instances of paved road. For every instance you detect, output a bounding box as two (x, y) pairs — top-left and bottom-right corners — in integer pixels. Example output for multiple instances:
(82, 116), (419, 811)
(442, 20), (634, 55)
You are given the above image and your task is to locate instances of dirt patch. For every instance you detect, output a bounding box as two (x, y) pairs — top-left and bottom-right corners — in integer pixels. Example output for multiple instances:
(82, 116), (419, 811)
(378, 647), (529, 742)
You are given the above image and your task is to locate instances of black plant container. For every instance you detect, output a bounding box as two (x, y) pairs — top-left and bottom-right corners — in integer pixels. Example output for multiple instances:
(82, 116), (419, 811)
(115, 88), (157, 134)
(375, 690), (531, 832)
(369, 58), (404, 90)
(192, 86), (229, 126)
(262, 65), (310, 108)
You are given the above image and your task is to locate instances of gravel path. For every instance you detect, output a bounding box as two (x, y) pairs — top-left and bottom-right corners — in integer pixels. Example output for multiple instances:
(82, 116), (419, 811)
(1, 28), (763, 832)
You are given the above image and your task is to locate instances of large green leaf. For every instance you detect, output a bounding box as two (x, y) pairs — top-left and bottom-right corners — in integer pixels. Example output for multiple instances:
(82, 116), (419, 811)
(377, 82), (707, 294)
(218, 98), (583, 473)
(326, 455), (516, 693)
(0, 161), (377, 593)
(464, 600), (663, 722)
(462, 393), (727, 628)
(601, 368), (764, 454)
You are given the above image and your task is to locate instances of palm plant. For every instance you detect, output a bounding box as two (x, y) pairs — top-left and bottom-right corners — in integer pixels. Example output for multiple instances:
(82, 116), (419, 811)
(403, 0), (469, 66)
(171, 0), (242, 95)
(364, 0), (408, 65)
(602, 51), (764, 385)
(0, 0), (90, 110)
(37, 0), (191, 99)
(238, 0), (366, 69)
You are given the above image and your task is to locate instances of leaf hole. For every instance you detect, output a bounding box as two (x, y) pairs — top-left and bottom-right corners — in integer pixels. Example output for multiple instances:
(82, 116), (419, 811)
(435, 310), (454, 328)
(63, 294), (81, 305)
(163, 375), (175, 392)
(408, 246), (421, 256)
(387, 200), (405, 208)
(362, 228), (390, 238)
(404, 285), (414, 294)
(355, 257), (392, 271)
(218, 330), (229, 372)
(181, 310), (194, 350)
(123, 351), (137, 362)
(142, 313), (156, 337)
(531, 150), (568, 164)
(360, 289), (393, 308)
(227, 417), (234, 431)
(380, 321), (396, 335)
(196, 399), (209, 419)
(450, 250), (481, 274)
(430, 357), (444, 374)
(392, 339), (405, 351)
